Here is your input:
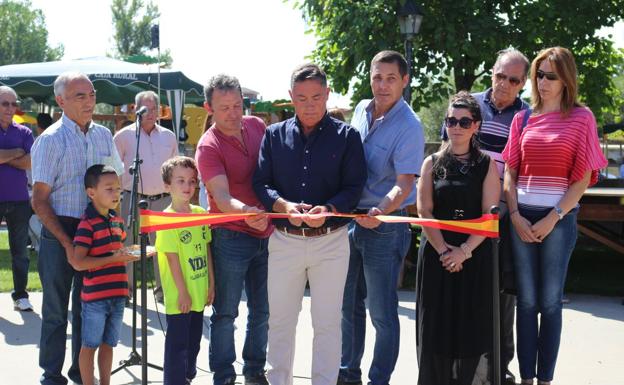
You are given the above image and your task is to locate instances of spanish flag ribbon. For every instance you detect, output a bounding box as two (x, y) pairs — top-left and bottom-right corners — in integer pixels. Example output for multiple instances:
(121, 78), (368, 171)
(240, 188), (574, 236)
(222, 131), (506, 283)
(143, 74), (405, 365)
(140, 210), (499, 238)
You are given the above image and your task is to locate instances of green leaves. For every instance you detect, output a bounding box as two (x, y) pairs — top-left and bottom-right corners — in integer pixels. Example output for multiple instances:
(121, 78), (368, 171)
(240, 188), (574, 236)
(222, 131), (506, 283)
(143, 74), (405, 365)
(0, 0), (63, 66)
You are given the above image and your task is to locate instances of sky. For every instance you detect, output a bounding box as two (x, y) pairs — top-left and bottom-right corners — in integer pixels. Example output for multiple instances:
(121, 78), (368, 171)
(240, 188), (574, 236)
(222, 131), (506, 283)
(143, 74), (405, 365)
(29, 0), (624, 107)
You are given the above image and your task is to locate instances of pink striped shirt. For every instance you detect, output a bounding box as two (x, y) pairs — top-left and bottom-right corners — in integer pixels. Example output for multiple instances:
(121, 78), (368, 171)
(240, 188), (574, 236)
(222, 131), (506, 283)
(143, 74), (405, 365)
(502, 107), (607, 209)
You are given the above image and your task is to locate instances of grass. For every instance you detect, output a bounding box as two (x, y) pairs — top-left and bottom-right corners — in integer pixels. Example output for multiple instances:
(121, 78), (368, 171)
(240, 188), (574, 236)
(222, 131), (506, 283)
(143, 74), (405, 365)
(0, 230), (156, 293)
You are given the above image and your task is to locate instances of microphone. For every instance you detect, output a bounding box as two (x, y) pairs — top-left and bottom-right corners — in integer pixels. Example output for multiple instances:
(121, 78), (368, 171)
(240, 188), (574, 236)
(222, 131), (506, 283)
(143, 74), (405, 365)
(135, 106), (148, 116)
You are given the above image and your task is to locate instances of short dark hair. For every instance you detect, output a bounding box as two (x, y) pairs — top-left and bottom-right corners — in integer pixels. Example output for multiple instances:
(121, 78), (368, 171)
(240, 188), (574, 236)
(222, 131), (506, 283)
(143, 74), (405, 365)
(36, 113), (53, 130)
(449, 90), (482, 123)
(84, 164), (117, 189)
(204, 74), (242, 107)
(161, 156), (198, 185)
(371, 50), (408, 78)
(290, 63), (327, 89)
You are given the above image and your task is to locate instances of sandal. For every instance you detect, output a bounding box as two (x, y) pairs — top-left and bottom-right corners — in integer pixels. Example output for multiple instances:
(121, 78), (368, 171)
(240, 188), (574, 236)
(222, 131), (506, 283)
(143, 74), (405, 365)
(520, 380), (534, 385)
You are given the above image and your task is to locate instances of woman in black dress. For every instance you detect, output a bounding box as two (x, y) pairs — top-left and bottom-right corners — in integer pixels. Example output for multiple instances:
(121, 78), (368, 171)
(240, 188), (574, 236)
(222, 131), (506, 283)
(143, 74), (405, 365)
(416, 91), (500, 385)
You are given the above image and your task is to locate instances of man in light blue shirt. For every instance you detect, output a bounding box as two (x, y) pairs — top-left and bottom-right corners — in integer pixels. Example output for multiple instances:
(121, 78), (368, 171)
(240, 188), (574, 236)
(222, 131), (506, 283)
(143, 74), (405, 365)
(31, 72), (122, 385)
(339, 51), (424, 385)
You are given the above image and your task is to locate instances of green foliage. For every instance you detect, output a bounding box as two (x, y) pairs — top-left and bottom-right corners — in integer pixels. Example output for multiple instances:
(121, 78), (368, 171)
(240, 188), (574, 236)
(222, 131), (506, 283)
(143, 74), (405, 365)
(296, 0), (624, 124)
(111, 0), (173, 67)
(0, 0), (63, 66)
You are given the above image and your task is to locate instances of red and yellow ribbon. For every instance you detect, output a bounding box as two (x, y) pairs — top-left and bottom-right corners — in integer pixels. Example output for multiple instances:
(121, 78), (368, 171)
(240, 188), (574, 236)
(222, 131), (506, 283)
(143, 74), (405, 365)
(140, 210), (499, 238)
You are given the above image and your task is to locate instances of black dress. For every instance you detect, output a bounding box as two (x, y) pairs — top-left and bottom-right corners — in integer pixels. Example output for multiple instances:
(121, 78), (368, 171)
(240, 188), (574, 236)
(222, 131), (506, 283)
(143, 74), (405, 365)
(416, 153), (493, 385)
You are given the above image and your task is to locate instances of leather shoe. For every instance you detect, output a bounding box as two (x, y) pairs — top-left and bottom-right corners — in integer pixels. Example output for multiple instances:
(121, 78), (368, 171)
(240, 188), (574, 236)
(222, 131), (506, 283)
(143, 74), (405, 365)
(336, 379), (362, 385)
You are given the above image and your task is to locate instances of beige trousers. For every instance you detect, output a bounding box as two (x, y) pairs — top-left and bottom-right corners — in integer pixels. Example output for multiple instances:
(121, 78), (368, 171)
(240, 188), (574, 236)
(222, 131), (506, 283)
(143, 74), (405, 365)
(266, 225), (350, 385)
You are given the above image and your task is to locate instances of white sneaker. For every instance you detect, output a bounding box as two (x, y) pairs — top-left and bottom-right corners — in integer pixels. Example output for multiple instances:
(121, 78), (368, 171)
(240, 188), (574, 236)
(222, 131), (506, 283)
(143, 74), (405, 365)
(13, 298), (33, 312)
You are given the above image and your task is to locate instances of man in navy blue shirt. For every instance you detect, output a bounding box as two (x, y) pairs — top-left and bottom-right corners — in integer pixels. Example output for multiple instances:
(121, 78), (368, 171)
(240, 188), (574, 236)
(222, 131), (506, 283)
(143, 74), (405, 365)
(253, 63), (366, 385)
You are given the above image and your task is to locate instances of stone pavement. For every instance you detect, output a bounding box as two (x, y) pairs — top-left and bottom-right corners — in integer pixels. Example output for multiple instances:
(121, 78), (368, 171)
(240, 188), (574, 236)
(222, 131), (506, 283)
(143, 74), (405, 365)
(0, 291), (622, 384)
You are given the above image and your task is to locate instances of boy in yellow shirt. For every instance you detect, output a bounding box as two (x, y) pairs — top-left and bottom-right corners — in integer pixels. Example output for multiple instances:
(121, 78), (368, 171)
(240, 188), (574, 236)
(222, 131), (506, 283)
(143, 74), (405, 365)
(155, 156), (214, 385)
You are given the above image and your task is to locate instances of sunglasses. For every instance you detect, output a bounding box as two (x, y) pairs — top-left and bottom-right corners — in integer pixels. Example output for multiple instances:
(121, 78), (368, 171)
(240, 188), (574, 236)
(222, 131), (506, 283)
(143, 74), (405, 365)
(0, 101), (19, 108)
(494, 72), (523, 86)
(445, 116), (474, 129)
(536, 70), (559, 81)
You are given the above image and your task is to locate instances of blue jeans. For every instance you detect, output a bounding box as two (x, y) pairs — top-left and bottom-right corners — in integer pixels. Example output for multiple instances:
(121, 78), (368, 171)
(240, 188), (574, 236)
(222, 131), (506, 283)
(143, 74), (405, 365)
(0, 201), (32, 300)
(165, 310), (204, 385)
(209, 228), (269, 385)
(512, 207), (578, 382)
(39, 224), (84, 385)
(340, 214), (411, 385)
(81, 298), (125, 348)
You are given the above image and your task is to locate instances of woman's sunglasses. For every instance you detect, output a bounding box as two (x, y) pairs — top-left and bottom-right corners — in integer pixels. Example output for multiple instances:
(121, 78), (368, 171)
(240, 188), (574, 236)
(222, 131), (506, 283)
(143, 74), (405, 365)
(445, 117), (474, 129)
(536, 70), (559, 81)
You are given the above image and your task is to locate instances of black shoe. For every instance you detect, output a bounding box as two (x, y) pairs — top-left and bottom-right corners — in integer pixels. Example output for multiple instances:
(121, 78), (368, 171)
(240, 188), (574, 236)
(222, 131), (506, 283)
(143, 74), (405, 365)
(222, 377), (237, 385)
(245, 372), (268, 385)
(337, 379), (363, 385)
(504, 369), (517, 385)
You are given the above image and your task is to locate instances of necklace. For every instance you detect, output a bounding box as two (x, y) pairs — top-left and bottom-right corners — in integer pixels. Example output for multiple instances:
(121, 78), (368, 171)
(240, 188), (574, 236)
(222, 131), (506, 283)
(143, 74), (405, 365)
(452, 150), (470, 157)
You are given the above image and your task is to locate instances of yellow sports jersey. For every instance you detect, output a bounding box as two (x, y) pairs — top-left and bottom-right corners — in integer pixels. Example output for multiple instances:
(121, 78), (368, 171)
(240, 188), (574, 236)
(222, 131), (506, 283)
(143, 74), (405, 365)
(155, 205), (211, 315)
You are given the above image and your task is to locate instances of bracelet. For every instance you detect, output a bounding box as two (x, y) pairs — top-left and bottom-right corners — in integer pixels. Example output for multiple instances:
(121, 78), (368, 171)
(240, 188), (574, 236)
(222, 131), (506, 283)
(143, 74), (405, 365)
(459, 243), (472, 260)
(439, 248), (451, 257)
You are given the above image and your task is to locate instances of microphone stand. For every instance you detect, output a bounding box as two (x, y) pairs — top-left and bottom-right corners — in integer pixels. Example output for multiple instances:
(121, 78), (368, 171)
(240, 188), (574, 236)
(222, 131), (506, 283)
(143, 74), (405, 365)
(111, 112), (162, 383)
(490, 205), (501, 385)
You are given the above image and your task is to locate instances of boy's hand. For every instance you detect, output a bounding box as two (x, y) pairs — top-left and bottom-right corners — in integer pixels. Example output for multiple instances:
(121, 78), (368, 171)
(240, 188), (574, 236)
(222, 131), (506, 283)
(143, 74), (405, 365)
(178, 289), (192, 313)
(114, 248), (140, 263)
(206, 285), (215, 306)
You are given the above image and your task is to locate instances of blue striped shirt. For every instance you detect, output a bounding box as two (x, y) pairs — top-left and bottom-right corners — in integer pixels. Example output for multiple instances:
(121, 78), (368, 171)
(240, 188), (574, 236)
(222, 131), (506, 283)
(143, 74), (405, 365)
(31, 114), (123, 218)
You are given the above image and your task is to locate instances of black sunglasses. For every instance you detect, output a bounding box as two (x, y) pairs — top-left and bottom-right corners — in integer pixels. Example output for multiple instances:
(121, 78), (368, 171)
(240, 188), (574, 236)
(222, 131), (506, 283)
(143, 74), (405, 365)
(494, 72), (523, 86)
(0, 101), (19, 108)
(445, 117), (474, 129)
(536, 70), (559, 81)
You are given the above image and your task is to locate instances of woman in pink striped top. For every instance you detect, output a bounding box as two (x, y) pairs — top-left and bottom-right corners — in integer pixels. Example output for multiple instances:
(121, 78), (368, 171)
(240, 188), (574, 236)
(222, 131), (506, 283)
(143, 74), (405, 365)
(502, 47), (607, 385)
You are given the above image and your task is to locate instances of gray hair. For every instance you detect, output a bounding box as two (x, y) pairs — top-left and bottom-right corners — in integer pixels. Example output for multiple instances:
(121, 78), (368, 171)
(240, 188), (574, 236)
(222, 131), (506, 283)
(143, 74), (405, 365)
(494, 47), (530, 75)
(53, 72), (91, 97)
(290, 63), (327, 89)
(0, 85), (18, 99)
(203, 74), (242, 107)
(135, 90), (159, 107)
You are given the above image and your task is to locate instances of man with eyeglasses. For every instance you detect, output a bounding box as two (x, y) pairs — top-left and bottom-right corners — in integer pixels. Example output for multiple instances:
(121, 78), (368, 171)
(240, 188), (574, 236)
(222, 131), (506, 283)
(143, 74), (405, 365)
(0, 86), (35, 312)
(31, 72), (123, 385)
(114, 90), (178, 304)
(441, 47), (530, 385)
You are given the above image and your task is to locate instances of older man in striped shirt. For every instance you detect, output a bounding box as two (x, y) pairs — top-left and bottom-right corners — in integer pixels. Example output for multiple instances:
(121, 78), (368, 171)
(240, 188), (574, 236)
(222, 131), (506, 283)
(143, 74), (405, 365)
(31, 72), (123, 385)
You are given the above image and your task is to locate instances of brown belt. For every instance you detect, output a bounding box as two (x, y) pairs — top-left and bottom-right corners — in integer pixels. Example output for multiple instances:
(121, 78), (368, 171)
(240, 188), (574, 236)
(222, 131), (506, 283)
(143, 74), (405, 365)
(277, 223), (346, 238)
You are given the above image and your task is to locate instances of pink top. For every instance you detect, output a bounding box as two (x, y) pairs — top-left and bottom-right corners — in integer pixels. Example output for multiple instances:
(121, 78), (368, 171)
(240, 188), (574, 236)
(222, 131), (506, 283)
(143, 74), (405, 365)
(502, 106), (607, 209)
(114, 124), (178, 195)
(195, 115), (273, 238)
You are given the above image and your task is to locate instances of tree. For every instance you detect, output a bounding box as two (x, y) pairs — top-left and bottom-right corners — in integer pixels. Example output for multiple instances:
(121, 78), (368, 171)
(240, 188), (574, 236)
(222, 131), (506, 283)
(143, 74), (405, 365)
(297, 0), (624, 124)
(0, 0), (63, 66)
(111, 0), (172, 67)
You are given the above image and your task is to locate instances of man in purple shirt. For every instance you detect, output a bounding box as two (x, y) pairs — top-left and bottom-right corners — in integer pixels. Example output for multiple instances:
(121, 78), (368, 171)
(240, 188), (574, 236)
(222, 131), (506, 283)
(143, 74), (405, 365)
(0, 86), (34, 311)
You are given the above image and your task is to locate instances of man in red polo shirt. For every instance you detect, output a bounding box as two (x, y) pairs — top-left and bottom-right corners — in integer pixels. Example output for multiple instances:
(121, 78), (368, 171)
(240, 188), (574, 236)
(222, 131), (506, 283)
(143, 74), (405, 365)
(195, 74), (271, 385)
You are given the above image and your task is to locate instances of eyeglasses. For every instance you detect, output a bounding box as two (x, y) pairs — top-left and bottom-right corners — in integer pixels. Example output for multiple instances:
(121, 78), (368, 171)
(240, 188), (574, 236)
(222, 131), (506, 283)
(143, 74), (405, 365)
(536, 70), (559, 81)
(445, 116), (475, 129)
(0, 101), (19, 108)
(494, 72), (523, 86)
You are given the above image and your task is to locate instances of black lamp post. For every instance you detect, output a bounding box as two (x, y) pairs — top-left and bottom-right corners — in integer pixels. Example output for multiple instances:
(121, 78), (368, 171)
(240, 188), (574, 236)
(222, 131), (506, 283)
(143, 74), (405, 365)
(397, 1), (424, 103)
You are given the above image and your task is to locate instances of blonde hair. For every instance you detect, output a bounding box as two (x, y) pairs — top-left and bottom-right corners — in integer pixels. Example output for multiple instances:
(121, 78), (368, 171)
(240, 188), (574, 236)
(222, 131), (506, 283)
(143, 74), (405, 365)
(530, 47), (582, 117)
(161, 156), (198, 184)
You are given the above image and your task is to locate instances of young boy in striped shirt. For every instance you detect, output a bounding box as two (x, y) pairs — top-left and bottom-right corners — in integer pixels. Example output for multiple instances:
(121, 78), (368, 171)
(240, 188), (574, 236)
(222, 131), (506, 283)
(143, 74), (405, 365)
(70, 164), (139, 385)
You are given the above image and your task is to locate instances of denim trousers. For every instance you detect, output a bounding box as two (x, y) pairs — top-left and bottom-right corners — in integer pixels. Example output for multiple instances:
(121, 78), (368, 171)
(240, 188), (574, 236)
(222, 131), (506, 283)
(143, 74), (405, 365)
(38, 224), (84, 385)
(164, 310), (204, 385)
(209, 228), (269, 385)
(511, 208), (578, 382)
(340, 214), (411, 385)
(0, 200), (32, 300)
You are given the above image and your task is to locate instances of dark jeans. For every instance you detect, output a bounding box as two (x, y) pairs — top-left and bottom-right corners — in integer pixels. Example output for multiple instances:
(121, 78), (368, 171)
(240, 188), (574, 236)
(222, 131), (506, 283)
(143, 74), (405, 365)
(39, 222), (83, 385)
(0, 200), (32, 300)
(340, 212), (411, 385)
(164, 310), (204, 385)
(512, 207), (578, 382)
(209, 228), (269, 385)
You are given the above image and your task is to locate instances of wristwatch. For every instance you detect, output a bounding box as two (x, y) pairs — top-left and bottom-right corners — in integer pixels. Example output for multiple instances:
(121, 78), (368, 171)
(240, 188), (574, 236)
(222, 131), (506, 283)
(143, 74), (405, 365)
(554, 205), (564, 220)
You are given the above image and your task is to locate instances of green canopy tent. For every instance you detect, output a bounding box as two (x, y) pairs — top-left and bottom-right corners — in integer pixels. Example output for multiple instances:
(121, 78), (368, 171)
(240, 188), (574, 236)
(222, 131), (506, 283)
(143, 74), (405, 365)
(0, 56), (204, 105)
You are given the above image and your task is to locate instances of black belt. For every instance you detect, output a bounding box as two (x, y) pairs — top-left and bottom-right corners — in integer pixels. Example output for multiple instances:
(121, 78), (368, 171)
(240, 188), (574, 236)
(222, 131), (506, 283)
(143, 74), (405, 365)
(124, 191), (169, 201)
(278, 223), (347, 238)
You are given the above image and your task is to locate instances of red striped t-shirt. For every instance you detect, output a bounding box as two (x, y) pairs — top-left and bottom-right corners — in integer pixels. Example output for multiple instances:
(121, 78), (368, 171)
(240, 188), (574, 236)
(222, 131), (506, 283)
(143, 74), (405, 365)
(502, 106), (607, 209)
(74, 203), (128, 302)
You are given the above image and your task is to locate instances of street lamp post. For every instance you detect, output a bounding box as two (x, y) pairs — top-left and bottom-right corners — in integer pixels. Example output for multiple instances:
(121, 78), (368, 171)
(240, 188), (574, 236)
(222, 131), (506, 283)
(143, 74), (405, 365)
(397, 1), (424, 103)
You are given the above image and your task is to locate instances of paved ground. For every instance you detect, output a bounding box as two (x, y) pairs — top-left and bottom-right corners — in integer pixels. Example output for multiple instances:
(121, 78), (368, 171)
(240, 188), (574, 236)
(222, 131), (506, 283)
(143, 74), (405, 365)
(0, 291), (622, 384)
